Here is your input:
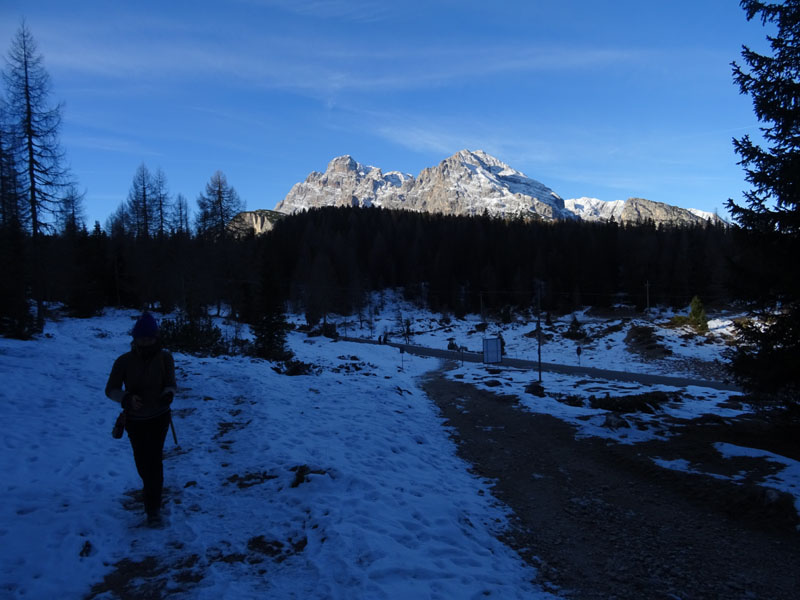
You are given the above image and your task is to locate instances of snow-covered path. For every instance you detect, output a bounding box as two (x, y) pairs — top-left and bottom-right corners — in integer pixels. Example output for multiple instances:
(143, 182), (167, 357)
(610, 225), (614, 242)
(0, 311), (552, 599)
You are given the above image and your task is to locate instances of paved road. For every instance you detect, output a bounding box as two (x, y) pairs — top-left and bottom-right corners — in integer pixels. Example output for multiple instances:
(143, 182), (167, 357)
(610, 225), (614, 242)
(340, 336), (741, 392)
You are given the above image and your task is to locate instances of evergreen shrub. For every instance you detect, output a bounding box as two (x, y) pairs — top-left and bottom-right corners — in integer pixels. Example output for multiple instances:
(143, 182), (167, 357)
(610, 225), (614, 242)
(160, 312), (227, 356)
(669, 296), (708, 334)
(563, 315), (585, 340)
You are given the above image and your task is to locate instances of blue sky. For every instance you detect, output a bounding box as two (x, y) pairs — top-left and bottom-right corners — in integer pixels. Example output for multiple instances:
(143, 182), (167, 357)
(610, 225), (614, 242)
(0, 0), (772, 226)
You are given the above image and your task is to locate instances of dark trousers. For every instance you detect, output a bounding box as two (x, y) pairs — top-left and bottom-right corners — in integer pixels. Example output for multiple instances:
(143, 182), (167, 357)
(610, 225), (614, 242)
(126, 411), (170, 516)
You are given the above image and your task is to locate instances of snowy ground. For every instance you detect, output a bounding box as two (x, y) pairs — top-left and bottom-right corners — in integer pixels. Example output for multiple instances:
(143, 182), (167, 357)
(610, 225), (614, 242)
(0, 300), (797, 598)
(338, 298), (738, 377)
(0, 309), (552, 599)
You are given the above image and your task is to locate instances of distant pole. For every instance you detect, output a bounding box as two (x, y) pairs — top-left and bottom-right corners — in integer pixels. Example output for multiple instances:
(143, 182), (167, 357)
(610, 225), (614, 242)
(645, 280), (650, 313)
(536, 281), (543, 382)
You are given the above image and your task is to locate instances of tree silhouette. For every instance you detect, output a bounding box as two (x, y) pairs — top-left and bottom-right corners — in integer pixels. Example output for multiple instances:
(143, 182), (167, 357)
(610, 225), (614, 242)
(56, 184), (86, 236)
(127, 163), (154, 239)
(3, 22), (70, 329)
(195, 170), (243, 239)
(0, 105), (23, 228)
(726, 0), (800, 406)
(152, 167), (171, 238)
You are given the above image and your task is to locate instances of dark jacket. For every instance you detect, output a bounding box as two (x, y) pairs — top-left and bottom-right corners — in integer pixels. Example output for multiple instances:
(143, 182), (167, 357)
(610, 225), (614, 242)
(105, 346), (177, 420)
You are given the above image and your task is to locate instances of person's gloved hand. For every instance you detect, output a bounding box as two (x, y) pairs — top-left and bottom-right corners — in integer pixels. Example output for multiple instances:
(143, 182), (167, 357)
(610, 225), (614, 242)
(159, 391), (174, 407)
(121, 393), (142, 411)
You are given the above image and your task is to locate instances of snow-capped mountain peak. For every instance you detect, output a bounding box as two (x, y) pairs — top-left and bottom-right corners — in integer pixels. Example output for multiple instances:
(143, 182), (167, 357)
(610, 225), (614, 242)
(275, 150), (574, 220)
(267, 151), (728, 228)
(326, 154), (361, 174)
(454, 149), (513, 173)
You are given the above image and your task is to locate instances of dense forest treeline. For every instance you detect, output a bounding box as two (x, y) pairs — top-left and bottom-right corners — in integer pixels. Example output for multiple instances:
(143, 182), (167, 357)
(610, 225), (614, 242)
(1, 205), (747, 337)
(264, 207), (738, 319)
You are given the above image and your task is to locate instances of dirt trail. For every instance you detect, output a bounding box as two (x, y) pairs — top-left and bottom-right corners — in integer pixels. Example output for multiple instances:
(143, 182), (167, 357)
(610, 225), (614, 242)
(422, 368), (799, 600)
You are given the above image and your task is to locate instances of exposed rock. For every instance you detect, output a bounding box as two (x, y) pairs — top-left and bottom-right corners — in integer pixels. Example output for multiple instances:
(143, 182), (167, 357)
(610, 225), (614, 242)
(406, 150), (573, 220)
(274, 155), (414, 213)
(264, 151), (729, 229)
(275, 149), (574, 221)
(226, 209), (285, 237)
(566, 196), (727, 227)
(620, 197), (724, 226)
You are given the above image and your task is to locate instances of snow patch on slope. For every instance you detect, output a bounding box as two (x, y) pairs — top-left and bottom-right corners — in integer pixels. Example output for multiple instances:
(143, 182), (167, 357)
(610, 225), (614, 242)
(564, 197), (625, 221)
(687, 207), (720, 222)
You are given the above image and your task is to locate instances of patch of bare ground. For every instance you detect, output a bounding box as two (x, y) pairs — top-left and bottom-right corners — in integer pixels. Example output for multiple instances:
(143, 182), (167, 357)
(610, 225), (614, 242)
(92, 464), (317, 598)
(422, 368), (799, 600)
(624, 325), (672, 360)
(86, 534), (308, 599)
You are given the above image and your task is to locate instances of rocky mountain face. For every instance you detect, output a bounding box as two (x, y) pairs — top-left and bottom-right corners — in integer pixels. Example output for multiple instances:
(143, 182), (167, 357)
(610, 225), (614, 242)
(231, 150), (726, 235)
(274, 150), (574, 220)
(273, 155), (415, 213)
(619, 197), (723, 226)
(566, 197), (726, 226)
(227, 209), (284, 237)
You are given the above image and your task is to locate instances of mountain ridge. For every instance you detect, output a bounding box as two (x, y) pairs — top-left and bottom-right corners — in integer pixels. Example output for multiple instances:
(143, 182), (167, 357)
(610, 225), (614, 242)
(234, 150), (726, 234)
(274, 150), (575, 221)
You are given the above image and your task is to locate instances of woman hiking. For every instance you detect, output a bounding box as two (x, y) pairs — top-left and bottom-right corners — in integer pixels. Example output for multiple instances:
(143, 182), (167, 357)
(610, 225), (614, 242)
(106, 312), (177, 527)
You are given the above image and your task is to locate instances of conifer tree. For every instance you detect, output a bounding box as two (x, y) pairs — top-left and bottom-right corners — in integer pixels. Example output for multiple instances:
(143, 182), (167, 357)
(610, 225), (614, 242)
(252, 269), (292, 362)
(688, 295), (708, 333)
(127, 163), (154, 239)
(151, 168), (171, 238)
(726, 0), (800, 406)
(56, 184), (86, 236)
(0, 113), (29, 335)
(3, 22), (70, 330)
(0, 107), (22, 228)
(195, 170), (243, 239)
(172, 192), (190, 234)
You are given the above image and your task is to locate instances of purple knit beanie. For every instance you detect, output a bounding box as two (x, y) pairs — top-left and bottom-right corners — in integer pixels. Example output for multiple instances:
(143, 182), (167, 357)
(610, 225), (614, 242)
(132, 312), (159, 339)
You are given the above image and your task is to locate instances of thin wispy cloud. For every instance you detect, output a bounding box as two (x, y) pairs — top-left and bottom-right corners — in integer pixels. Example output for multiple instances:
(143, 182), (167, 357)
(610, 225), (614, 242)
(30, 12), (643, 98)
(374, 124), (467, 157)
(238, 0), (397, 23)
(65, 135), (162, 157)
(359, 109), (558, 168)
